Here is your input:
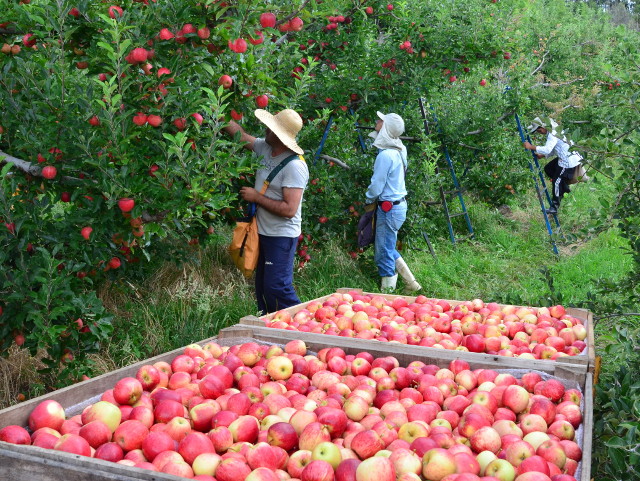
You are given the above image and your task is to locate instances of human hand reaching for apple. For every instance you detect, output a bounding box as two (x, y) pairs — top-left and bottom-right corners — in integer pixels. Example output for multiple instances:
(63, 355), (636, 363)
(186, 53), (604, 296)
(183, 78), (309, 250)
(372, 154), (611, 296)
(240, 187), (259, 202)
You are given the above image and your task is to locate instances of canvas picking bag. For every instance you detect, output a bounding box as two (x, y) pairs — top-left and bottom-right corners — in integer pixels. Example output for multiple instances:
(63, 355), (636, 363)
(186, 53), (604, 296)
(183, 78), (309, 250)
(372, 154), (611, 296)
(229, 154), (300, 278)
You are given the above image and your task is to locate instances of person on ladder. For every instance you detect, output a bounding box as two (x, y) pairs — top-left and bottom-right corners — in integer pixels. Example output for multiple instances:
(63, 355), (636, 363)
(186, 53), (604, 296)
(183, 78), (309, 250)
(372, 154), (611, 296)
(523, 117), (583, 215)
(365, 111), (421, 293)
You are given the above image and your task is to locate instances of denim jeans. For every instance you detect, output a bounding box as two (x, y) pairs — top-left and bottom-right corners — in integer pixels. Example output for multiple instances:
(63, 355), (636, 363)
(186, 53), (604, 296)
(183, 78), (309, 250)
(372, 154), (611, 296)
(256, 235), (301, 315)
(374, 202), (407, 277)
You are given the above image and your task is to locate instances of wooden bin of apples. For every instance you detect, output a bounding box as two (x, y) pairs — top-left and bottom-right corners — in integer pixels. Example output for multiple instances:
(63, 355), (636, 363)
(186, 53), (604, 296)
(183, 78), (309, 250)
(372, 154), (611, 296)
(241, 289), (595, 384)
(0, 327), (592, 481)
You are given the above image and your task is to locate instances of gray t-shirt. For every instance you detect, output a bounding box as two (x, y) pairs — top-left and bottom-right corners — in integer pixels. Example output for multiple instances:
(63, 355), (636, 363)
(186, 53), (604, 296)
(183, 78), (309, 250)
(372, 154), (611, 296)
(253, 138), (309, 238)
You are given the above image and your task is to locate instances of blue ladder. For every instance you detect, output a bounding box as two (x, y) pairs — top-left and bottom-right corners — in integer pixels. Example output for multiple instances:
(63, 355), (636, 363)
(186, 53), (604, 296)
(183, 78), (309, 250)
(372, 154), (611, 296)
(514, 113), (562, 255)
(418, 97), (474, 245)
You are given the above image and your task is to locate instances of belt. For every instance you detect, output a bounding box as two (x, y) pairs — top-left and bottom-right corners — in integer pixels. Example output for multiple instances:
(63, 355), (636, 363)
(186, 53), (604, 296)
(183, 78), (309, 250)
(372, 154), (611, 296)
(378, 198), (405, 207)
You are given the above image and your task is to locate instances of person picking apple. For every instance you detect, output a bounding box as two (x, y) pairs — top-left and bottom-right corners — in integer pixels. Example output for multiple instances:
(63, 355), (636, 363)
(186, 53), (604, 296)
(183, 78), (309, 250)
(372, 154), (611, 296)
(222, 109), (308, 314)
(523, 117), (584, 215)
(365, 111), (421, 293)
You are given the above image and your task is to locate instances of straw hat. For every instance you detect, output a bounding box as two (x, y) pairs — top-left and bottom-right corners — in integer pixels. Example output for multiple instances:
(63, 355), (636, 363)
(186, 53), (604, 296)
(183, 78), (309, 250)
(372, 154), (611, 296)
(254, 109), (304, 155)
(527, 116), (547, 134)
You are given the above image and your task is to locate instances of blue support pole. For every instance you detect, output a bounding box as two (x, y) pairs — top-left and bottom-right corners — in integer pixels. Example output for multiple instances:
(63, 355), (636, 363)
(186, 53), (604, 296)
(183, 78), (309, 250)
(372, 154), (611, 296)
(314, 115), (334, 164)
(514, 113), (559, 255)
(349, 108), (368, 153)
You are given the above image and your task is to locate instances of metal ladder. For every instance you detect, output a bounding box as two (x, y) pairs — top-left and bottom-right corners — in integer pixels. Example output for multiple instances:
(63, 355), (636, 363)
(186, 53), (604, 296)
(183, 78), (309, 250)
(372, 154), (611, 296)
(418, 97), (474, 245)
(514, 113), (562, 255)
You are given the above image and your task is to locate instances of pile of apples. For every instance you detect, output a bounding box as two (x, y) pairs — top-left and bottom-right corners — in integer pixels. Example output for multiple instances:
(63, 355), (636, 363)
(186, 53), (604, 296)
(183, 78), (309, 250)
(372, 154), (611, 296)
(0, 339), (584, 481)
(263, 292), (588, 361)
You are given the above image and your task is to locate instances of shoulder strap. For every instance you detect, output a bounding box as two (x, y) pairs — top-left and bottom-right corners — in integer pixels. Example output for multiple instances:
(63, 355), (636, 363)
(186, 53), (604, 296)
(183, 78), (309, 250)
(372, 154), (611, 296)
(260, 153), (300, 194)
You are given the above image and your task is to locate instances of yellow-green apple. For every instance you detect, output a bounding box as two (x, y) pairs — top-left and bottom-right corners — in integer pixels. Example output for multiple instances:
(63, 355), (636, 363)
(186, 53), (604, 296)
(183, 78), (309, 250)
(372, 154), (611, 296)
(470, 426), (502, 453)
(192, 452), (222, 476)
(505, 440), (536, 467)
(522, 431), (550, 451)
(356, 456), (394, 481)
(484, 458), (516, 481)
(215, 458), (252, 481)
(81, 401), (121, 433)
(397, 421), (430, 444)
(476, 450), (498, 475)
(267, 356), (294, 381)
(113, 377), (143, 405)
(165, 416), (191, 442)
(0, 425), (31, 445)
(422, 448), (456, 481)
(301, 459), (335, 481)
(350, 430), (385, 459)
(29, 400), (66, 432)
(78, 420), (112, 448)
(535, 440), (566, 469)
(54, 433), (92, 456)
(268, 422), (298, 451)
(312, 441), (343, 469)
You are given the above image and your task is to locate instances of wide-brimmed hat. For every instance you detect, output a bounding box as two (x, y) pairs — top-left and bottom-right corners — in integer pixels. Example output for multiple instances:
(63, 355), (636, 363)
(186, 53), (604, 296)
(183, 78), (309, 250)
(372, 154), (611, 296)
(377, 111), (405, 137)
(254, 109), (304, 155)
(527, 116), (547, 134)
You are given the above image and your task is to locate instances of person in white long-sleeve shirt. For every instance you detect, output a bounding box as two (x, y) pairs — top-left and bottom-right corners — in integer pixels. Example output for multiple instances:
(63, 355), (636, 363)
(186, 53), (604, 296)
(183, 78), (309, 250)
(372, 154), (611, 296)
(523, 117), (582, 214)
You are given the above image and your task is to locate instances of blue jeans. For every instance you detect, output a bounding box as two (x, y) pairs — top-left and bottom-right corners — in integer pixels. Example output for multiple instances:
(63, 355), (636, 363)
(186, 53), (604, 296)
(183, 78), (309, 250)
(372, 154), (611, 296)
(374, 202), (407, 277)
(256, 235), (301, 315)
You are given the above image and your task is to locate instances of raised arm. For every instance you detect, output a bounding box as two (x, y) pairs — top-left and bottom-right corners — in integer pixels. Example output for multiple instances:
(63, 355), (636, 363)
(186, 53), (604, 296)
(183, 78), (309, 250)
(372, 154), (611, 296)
(222, 119), (257, 151)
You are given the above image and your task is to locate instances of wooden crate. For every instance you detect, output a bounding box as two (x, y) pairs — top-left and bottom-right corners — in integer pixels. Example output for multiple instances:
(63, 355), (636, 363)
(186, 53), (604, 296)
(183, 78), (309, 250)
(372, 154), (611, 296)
(218, 325), (593, 481)
(0, 329), (593, 481)
(241, 287), (596, 379)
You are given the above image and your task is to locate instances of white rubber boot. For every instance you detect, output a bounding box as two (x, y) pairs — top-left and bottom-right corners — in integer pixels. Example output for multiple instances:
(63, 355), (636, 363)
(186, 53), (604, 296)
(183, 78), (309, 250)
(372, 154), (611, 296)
(380, 274), (398, 293)
(395, 257), (422, 293)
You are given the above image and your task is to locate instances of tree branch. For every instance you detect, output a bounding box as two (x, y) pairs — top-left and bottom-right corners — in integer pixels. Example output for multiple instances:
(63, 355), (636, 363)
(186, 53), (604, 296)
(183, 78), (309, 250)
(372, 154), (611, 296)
(530, 50), (549, 76)
(613, 126), (638, 143)
(532, 78), (585, 88)
(0, 150), (85, 183)
(465, 110), (514, 136)
(318, 154), (349, 169)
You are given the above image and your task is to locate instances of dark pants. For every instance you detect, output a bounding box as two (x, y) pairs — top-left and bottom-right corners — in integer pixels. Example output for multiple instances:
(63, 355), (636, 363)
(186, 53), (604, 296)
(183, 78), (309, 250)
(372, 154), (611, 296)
(255, 234), (300, 315)
(544, 158), (576, 207)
